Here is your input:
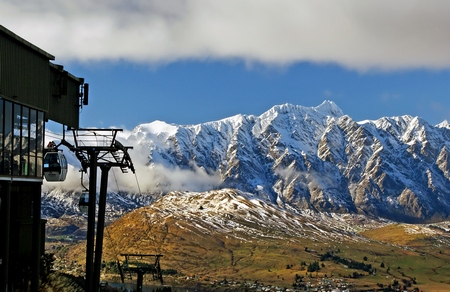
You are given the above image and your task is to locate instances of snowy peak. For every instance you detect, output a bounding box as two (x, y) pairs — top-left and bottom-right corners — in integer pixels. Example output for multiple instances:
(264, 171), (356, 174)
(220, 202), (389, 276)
(314, 100), (345, 117)
(437, 120), (450, 129)
(120, 101), (450, 222)
(44, 101), (450, 223)
(260, 100), (343, 122)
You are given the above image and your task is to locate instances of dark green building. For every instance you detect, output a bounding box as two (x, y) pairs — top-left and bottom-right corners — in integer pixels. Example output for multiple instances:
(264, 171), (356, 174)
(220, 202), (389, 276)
(0, 25), (87, 291)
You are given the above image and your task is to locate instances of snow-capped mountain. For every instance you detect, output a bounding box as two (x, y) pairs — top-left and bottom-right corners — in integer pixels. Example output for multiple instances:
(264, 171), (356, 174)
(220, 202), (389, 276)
(42, 101), (450, 223)
(119, 100), (450, 223)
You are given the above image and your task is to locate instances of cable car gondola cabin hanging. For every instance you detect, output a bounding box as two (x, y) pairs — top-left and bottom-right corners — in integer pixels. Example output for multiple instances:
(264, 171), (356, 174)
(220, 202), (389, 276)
(78, 192), (89, 213)
(43, 151), (68, 181)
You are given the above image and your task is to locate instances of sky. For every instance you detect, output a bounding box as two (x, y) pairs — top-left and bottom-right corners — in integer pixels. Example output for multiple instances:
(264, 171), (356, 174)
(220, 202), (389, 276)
(2, 0), (450, 132)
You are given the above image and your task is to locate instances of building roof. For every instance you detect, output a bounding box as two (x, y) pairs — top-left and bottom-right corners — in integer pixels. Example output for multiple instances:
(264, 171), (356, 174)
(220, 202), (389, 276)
(0, 24), (55, 60)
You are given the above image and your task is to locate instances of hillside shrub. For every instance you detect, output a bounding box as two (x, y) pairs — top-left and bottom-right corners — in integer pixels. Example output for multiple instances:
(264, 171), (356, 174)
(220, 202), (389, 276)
(319, 251), (373, 273)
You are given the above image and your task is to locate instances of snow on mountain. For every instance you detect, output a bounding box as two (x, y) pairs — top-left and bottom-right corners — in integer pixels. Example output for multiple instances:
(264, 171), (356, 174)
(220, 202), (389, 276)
(437, 120), (450, 129)
(115, 189), (377, 246)
(42, 189), (158, 221)
(43, 100), (450, 223)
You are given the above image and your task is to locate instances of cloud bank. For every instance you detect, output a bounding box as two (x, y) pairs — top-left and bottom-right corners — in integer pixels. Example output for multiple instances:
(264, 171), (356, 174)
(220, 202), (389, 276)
(2, 0), (450, 70)
(42, 157), (222, 195)
(42, 131), (222, 194)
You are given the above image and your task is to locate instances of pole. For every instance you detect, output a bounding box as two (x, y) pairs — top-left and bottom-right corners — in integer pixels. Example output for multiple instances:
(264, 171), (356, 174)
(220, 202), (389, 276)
(30, 190), (42, 292)
(93, 165), (110, 291)
(85, 150), (98, 291)
(136, 270), (144, 292)
(2, 182), (11, 291)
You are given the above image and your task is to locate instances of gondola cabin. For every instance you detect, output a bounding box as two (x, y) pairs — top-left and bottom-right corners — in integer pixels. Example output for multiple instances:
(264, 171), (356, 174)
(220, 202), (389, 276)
(43, 151), (68, 181)
(79, 192), (89, 213)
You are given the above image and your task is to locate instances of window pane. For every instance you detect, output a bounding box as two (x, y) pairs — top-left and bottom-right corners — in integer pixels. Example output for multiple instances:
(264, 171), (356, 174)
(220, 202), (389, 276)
(12, 104), (21, 175)
(29, 109), (37, 177)
(3, 101), (12, 175)
(28, 155), (36, 176)
(21, 107), (29, 175)
(29, 109), (37, 155)
(21, 155), (29, 175)
(36, 111), (44, 177)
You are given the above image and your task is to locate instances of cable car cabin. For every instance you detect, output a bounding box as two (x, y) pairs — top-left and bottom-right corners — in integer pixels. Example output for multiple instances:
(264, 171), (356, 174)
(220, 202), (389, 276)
(43, 151), (68, 181)
(78, 192), (89, 213)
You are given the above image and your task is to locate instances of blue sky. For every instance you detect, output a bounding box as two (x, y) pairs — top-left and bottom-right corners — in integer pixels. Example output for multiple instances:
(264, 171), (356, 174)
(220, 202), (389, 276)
(67, 60), (450, 130)
(3, 1), (450, 131)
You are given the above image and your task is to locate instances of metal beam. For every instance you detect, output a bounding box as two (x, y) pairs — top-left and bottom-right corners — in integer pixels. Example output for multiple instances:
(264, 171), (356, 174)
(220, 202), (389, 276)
(85, 150), (98, 291)
(92, 164), (110, 291)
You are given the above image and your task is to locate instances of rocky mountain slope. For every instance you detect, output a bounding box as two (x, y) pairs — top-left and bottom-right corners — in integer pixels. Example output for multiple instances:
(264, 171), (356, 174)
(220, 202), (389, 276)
(112, 100), (450, 223)
(43, 100), (450, 225)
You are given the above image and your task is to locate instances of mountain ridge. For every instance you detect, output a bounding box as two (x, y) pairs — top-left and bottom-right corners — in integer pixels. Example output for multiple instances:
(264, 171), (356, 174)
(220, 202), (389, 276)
(44, 100), (450, 223)
(119, 100), (450, 223)
(43, 101), (450, 290)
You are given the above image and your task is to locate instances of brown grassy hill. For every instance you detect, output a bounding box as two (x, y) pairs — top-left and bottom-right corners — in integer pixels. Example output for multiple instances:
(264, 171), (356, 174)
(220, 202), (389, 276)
(64, 189), (450, 291)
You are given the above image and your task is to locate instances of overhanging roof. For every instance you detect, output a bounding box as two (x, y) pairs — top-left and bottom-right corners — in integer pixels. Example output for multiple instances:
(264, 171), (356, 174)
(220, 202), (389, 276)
(0, 25), (55, 60)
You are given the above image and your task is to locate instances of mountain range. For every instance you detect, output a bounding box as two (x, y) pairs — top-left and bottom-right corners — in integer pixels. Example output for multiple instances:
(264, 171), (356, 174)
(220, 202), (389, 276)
(90, 100), (449, 223)
(44, 100), (450, 223)
(43, 100), (450, 289)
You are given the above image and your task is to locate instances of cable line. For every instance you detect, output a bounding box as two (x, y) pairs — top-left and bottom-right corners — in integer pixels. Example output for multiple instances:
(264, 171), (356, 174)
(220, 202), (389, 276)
(134, 172), (142, 196)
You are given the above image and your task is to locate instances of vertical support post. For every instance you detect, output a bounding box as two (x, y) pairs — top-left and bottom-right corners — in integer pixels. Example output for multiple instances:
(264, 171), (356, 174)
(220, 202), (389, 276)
(1, 182), (11, 291)
(136, 270), (144, 292)
(85, 150), (98, 291)
(31, 190), (42, 292)
(93, 164), (110, 291)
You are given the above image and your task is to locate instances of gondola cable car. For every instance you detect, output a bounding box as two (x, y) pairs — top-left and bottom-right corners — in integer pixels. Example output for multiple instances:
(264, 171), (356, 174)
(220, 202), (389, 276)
(78, 191), (89, 213)
(43, 142), (68, 181)
(78, 171), (90, 213)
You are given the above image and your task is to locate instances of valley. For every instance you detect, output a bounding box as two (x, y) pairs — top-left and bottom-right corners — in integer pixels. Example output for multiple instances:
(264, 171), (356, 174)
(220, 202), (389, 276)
(46, 189), (450, 291)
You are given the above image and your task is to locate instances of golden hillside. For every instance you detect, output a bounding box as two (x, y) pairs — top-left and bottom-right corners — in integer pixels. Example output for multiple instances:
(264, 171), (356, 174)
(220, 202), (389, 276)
(63, 189), (450, 291)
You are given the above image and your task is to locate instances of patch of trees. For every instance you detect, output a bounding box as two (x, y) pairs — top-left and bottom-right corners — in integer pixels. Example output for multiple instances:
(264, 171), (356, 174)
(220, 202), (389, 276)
(293, 274), (308, 290)
(319, 251), (373, 273)
(307, 261), (321, 272)
(377, 279), (419, 292)
(161, 269), (178, 275)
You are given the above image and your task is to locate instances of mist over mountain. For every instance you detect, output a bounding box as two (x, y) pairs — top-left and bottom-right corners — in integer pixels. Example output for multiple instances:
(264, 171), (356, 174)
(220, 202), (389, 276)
(43, 100), (450, 223)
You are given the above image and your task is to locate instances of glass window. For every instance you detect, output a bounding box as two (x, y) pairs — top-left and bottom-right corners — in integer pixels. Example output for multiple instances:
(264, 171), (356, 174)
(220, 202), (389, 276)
(3, 101), (12, 175)
(0, 100), (44, 177)
(12, 104), (21, 175)
(21, 107), (29, 175)
(36, 111), (44, 177)
(29, 109), (37, 176)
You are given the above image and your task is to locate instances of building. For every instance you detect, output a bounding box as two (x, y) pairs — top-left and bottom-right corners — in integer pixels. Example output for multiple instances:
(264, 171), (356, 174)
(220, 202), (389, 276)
(0, 25), (87, 291)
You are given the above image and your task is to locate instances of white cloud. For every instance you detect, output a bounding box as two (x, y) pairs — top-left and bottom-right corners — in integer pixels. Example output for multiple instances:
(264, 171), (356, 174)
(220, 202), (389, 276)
(42, 136), (222, 194)
(381, 93), (401, 102)
(3, 0), (450, 70)
(113, 163), (222, 194)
